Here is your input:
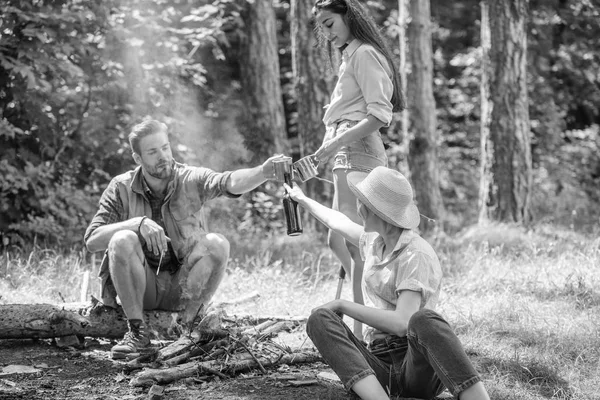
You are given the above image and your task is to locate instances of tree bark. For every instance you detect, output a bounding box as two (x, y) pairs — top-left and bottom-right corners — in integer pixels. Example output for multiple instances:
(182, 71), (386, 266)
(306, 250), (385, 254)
(407, 0), (444, 233)
(290, 0), (337, 215)
(0, 302), (307, 340)
(129, 351), (321, 387)
(0, 303), (183, 339)
(239, 0), (287, 162)
(479, 0), (532, 223)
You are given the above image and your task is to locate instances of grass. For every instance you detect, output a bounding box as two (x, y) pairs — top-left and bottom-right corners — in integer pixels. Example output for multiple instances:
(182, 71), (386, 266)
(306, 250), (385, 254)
(1, 222), (599, 399)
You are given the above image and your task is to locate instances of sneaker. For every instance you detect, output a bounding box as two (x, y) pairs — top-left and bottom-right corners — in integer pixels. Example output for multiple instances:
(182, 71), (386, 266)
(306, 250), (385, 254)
(111, 320), (154, 360)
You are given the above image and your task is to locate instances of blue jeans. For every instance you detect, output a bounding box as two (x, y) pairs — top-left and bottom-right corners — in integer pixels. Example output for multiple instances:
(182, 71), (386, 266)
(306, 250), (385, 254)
(306, 308), (481, 398)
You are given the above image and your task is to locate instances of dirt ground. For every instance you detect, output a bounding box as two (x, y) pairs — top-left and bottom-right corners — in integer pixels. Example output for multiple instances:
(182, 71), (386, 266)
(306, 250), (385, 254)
(0, 335), (352, 400)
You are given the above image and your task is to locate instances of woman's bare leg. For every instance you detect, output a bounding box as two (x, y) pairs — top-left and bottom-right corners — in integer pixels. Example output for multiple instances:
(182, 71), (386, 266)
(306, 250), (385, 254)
(331, 169), (365, 341)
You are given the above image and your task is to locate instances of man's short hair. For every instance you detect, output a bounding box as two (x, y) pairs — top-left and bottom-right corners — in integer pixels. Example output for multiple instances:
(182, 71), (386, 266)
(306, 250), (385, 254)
(129, 120), (168, 155)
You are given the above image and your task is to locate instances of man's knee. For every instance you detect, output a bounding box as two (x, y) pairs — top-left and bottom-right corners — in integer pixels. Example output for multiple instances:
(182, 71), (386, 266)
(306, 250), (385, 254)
(204, 233), (230, 265)
(186, 233), (229, 268)
(108, 230), (141, 258)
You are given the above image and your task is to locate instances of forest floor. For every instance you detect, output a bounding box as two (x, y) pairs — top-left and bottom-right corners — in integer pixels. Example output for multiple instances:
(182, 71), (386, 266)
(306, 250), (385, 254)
(0, 335), (353, 400)
(2, 223), (599, 400)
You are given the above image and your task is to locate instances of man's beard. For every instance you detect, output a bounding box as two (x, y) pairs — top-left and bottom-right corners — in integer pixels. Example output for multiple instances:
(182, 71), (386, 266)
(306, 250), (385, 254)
(145, 160), (173, 180)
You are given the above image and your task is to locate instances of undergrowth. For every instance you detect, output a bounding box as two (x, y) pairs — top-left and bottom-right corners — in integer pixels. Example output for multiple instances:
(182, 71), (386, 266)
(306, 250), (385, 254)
(1, 222), (599, 399)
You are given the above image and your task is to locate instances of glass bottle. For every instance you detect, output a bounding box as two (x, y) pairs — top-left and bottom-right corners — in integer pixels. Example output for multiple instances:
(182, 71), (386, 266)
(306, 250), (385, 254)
(283, 172), (302, 236)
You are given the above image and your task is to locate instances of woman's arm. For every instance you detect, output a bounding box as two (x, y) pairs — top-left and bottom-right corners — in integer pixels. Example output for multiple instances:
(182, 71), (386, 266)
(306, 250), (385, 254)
(284, 183), (364, 247)
(315, 115), (385, 163)
(317, 290), (422, 337)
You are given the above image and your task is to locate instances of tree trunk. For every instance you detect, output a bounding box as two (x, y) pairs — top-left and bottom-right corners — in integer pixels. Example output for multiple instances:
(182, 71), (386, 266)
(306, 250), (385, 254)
(479, 0), (532, 223)
(398, 0), (409, 143)
(0, 303), (182, 339)
(290, 0), (337, 222)
(239, 0), (287, 162)
(0, 302), (307, 340)
(407, 0), (444, 233)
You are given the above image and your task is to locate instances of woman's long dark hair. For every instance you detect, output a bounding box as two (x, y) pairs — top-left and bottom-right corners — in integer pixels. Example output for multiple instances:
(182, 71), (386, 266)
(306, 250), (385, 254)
(312, 0), (406, 112)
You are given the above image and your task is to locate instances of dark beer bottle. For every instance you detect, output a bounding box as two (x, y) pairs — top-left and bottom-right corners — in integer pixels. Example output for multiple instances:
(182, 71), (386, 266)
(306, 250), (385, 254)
(283, 172), (303, 236)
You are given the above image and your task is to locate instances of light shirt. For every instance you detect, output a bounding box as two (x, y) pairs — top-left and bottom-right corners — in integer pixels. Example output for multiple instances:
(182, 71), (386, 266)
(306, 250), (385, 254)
(322, 39), (394, 127)
(359, 229), (443, 342)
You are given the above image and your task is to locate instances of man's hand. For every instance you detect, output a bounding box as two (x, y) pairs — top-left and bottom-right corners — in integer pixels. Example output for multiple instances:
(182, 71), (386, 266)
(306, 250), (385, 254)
(261, 154), (286, 180)
(138, 217), (169, 256)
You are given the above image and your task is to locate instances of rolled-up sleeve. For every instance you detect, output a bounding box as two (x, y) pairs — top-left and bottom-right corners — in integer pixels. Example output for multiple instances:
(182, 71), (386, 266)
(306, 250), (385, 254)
(195, 169), (241, 202)
(84, 179), (125, 244)
(353, 46), (394, 126)
(395, 251), (439, 306)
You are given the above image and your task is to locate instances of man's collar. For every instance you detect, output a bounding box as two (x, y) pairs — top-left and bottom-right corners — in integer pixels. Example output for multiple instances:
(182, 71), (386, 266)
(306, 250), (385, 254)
(131, 161), (180, 195)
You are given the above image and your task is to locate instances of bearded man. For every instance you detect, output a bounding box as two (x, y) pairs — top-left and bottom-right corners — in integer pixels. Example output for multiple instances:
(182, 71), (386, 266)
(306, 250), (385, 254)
(84, 119), (280, 359)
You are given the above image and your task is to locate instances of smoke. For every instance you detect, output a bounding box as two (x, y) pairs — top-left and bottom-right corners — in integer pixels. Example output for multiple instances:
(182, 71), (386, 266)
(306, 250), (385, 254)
(116, 0), (249, 171)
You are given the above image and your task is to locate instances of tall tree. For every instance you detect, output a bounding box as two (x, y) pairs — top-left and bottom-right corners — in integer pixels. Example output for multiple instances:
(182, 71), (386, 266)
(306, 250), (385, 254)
(398, 0), (409, 143)
(479, 0), (532, 223)
(290, 0), (337, 210)
(407, 0), (444, 233)
(238, 0), (287, 162)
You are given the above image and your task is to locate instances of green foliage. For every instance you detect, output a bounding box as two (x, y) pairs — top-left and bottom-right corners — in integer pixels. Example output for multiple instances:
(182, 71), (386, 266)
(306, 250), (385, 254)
(0, 0), (599, 250)
(0, 0), (238, 247)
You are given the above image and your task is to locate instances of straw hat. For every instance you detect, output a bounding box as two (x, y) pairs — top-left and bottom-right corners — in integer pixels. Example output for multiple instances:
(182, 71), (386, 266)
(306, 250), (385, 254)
(347, 166), (420, 229)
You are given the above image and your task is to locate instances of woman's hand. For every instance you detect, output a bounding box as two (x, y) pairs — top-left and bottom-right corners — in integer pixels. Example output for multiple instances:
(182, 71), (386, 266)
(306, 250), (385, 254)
(311, 299), (344, 316)
(283, 182), (308, 203)
(314, 138), (341, 163)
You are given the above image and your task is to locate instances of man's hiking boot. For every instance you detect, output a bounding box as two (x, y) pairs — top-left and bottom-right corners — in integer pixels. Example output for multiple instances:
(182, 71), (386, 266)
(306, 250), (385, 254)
(111, 319), (154, 360)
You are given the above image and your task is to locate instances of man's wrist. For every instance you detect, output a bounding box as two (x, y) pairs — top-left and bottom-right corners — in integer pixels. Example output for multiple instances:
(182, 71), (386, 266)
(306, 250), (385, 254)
(262, 163), (274, 181)
(137, 216), (148, 234)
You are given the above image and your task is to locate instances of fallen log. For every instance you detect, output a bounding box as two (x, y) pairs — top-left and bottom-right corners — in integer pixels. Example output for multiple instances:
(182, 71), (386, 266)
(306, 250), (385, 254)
(129, 351), (322, 387)
(0, 302), (182, 339)
(0, 302), (306, 340)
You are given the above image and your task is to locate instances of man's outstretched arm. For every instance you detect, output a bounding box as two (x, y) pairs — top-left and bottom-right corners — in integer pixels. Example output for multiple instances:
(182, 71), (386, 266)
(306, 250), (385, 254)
(226, 154), (283, 195)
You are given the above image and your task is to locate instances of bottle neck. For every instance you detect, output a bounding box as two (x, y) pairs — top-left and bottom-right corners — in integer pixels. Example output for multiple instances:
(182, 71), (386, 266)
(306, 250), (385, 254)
(284, 172), (293, 187)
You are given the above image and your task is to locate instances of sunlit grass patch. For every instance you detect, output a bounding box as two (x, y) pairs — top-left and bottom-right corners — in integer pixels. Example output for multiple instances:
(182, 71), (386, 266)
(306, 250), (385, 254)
(0, 248), (100, 304)
(1, 222), (599, 399)
(480, 356), (572, 398)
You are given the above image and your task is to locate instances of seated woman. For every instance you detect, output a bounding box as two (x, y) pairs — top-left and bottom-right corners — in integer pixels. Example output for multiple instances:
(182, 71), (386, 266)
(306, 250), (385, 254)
(284, 166), (489, 400)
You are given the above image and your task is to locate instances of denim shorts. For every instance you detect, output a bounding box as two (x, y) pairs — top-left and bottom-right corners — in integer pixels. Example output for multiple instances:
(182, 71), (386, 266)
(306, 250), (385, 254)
(326, 120), (388, 172)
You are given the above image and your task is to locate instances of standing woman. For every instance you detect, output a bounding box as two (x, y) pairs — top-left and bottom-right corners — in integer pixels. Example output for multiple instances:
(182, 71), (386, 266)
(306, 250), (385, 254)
(312, 0), (404, 340)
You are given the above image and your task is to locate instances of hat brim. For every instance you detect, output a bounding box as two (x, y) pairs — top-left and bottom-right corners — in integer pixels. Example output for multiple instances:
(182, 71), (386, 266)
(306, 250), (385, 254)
(347, 171), (420, 230)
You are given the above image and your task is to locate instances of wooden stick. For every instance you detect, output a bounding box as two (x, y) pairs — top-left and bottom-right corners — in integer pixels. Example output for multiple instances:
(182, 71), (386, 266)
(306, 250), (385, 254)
(233, 338), (267, 374)
(80, 271), (90, 303)
(129, 351), (321, 387)
(198, 364), (228, 380)
(212, 291), (260, 308)
(258, 321), (296, 338)
(222, 313), (307, 324)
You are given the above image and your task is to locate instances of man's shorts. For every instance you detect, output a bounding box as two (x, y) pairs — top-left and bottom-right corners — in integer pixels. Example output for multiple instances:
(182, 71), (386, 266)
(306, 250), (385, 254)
(99, 249), (183, 311)
(142, 257), (182, 310)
